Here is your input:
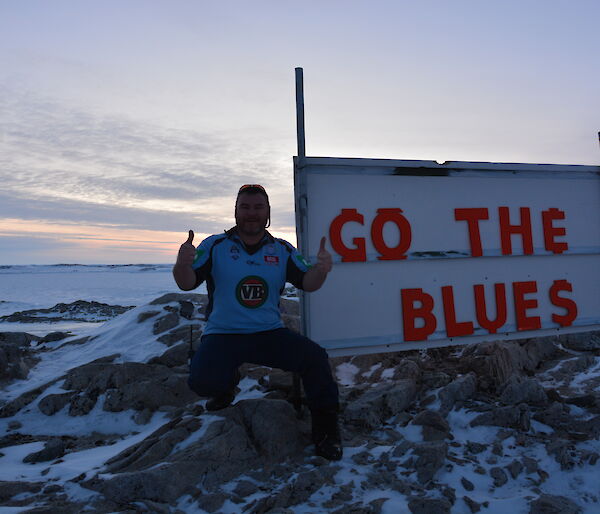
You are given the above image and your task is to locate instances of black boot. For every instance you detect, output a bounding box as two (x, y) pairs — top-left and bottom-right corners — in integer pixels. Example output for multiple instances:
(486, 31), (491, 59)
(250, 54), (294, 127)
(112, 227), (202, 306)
(206, 369), (241, 411)
(311, 408), (342, 461)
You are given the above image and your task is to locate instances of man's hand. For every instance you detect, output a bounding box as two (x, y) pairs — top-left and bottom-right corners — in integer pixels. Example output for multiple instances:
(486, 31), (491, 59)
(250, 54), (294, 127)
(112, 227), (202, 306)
(314, 236), (332, 273)
(177, 230), (196, 267)
(173, 230), (197, 290)
(303, 237), (332, 292)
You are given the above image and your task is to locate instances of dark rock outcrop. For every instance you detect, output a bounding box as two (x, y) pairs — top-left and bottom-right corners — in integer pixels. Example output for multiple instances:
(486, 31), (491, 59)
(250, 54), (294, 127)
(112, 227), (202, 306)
(470, 404), (531, 431)
(23, 438), (66, 463)
(439, 373), (477, 414)
(344, 380), (417, 429)
(46, 361), (198, 416)
(0, 332), (40, 382)
(83, 399), (309, 504)
(0, 301), (134, 323)
(529, 494), (582, 514)
(499, 375), (548, 406)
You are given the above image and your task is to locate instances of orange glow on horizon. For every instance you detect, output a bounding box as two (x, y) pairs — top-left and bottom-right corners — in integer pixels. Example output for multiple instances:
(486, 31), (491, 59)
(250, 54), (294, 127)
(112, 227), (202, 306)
(0, 218), (206, 257)
(0, 218), (298, 260)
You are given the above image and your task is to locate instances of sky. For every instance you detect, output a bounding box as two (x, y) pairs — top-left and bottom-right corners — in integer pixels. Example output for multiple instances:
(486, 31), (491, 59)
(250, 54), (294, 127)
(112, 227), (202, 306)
(1, 0), (599, 264)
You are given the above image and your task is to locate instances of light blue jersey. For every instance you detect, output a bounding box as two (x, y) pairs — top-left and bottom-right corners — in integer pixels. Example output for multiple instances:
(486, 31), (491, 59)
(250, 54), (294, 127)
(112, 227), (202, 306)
(191, 229), (311, 335)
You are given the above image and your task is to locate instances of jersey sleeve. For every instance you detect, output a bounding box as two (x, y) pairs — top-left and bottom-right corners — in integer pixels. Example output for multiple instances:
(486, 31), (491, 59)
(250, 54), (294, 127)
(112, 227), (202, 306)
(282, 241), (312, 290)
(191, 236), (215, 288)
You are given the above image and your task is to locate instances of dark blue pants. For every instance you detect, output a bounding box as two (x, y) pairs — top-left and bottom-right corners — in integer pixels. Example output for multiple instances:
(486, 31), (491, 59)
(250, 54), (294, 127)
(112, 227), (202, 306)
(188, 328), (339, 410)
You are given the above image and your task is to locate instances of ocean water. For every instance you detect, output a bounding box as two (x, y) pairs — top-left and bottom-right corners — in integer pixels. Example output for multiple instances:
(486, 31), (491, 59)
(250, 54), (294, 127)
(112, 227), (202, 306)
(0, 264), (206, 336)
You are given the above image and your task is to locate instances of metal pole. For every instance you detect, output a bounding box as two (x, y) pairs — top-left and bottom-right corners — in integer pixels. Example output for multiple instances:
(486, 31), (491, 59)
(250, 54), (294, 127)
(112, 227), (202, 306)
(295, 67), (306, 163)
(293, 67), (306, 418)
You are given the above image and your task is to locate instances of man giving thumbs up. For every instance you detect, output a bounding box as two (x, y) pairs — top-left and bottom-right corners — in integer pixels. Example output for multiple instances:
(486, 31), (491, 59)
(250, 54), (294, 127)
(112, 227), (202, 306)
(172, 185), (341, 461)
(173, 230), (197, 289)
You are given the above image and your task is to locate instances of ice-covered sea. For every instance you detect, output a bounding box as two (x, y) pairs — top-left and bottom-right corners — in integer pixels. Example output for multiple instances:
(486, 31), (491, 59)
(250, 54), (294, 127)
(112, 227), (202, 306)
(0, 264), (206, 336)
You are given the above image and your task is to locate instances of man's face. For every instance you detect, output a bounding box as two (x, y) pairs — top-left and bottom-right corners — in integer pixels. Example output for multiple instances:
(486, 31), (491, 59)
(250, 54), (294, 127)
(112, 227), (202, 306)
(235, 192), (269, 237)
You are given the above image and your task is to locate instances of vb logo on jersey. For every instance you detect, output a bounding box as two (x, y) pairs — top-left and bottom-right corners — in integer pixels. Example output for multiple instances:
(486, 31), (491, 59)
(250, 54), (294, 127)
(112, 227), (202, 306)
(236, 276), (269, 308)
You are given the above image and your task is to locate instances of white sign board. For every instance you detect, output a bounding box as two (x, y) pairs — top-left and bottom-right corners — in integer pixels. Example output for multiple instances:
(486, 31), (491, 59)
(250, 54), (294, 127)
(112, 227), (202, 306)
(294, 157), (600, 357)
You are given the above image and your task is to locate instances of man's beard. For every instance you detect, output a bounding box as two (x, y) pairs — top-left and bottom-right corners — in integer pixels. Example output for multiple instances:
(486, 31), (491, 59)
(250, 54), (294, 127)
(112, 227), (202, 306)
(236, 216), (267, 237)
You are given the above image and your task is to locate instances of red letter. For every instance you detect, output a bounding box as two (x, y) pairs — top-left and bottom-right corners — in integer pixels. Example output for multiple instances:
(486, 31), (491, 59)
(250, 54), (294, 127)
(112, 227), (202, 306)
(474, 283), (507, 334)
(542, 208), (568, 254)
(401, 288), (437, 341)
(454, 208), (489, 257)
(371, 208), (412, 260)
(499, 207), (533, 255)
(513, 281), (541, 331)
(549, 279), (577, 327)
(329, 209), (366, 262)
(441, 286), (474, 337)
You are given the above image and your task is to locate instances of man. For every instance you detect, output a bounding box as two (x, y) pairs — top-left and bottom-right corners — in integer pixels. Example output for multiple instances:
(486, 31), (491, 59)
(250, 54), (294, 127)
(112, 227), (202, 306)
(173, 184), (341, 461)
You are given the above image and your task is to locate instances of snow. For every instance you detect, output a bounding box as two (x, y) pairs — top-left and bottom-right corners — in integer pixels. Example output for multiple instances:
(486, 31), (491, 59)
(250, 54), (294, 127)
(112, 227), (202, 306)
(378, 494), (411, 513)
(380, 367), (395, 380)
(570, 357), (600, 391)
(0, 413), (169, 483)
(335, 362), (359, 386)
(2, 266), (600, 512)
(0, 265), (180, 312)
(233, 377), (266, 402)
(171, 415), (222, 453)
(0, 321), (104, 337)
(445, 408), (499, 443)
(0, 505), (37, 513)
(2, 304), (172, 402)
(0, 264), (184, 338)
(363, 363), (381, 378)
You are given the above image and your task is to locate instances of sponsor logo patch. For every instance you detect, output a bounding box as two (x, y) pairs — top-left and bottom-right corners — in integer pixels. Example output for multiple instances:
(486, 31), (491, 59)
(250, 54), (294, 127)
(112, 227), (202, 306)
(192, 248), (205, 265)
(265, 244), (276, 255)
(264, 255), (279, 265)
(236, 276), (268, 308)
(230, 246), (240, 260)
(295, 254), (311, 268)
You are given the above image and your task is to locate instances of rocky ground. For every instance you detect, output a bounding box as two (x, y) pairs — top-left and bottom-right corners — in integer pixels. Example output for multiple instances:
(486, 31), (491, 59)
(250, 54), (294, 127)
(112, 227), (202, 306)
(0, 300), (134, 323)
(1, 293), (600, 513)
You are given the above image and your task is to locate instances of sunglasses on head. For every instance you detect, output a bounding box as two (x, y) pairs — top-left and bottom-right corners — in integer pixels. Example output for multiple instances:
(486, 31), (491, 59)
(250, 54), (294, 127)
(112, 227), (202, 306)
(238, 184), (266, 194)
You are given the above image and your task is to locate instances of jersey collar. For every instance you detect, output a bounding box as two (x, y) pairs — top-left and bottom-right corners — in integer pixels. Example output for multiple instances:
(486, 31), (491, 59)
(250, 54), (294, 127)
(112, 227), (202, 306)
(225, 227), (275, 252)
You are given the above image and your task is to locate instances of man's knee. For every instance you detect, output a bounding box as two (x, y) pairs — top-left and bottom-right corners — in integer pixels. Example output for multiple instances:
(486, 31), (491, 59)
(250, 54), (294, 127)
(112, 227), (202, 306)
(188, 370), (215, 397)
(306, 339), (330, 364)
(187, 335), (235, 396)
(297, 339), (333, 376)
(188, 359), (226, 396)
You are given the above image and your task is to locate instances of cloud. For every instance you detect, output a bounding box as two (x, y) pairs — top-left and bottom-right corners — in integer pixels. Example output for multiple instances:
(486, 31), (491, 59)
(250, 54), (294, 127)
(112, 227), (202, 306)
(0, 84), (297, 234)
(0, 188), (224, 234)
(0, 84), (300, 262)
